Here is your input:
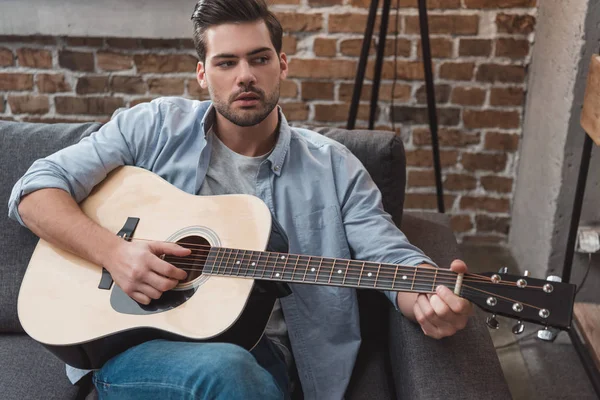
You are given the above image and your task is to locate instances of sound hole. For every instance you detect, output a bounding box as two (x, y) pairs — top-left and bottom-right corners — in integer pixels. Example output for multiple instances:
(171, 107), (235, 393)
(163, 235), (211, 289)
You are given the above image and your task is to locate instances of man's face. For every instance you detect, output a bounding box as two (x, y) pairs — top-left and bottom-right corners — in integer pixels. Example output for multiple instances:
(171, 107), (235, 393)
(196, 21), (288, 127)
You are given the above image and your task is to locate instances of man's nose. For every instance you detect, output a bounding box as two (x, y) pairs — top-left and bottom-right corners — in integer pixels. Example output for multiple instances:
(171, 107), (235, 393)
(236, 61), (256, 87)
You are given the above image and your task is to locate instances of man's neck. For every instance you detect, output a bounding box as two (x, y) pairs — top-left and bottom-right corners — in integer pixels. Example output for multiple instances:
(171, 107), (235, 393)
(213, 107), (280, 157)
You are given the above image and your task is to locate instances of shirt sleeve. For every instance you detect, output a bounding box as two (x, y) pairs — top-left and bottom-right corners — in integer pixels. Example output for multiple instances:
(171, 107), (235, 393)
(8, 101), (163, 227)
(333, 146), (438, 311)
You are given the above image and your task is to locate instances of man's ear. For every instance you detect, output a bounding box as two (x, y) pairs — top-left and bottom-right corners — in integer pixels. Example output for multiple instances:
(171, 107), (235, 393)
(196, 61), (208, 89)
(279, 53), (288, 80)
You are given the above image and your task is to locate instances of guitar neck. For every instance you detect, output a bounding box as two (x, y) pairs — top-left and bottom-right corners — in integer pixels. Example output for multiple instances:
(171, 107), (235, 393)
(203, 247), (461, 294)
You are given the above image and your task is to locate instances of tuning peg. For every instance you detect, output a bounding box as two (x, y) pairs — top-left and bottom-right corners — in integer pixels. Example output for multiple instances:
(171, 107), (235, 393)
(524, 270), (529, 277)
(486, 314), (500, 329)
(498, 267), (508, 274)
(512, 320), (525, 334)
(537, 326), (559, 342)
(546, 275), (562, 282)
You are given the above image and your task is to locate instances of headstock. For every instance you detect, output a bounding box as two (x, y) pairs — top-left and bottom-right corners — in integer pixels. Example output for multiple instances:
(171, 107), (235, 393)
(461, 270), (576, 331)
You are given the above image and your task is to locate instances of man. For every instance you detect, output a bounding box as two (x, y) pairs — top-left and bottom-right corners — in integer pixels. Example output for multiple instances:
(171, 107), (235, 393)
(8, 0), (472, 398)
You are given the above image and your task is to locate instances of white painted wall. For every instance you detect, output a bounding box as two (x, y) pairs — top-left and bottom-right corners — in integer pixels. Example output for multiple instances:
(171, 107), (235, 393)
(0, 0), (196, 38)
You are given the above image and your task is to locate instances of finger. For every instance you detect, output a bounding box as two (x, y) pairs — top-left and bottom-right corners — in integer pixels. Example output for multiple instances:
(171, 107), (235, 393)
(139, 283), (163, 300)
(429, 293), (455, 321)
(150, 241), (192, 258)
(413, 300), (439, 337)
(416, 293), (443, 328)
(150, 256), (188, 281)
(131, 291), (151, 305)
(449, 259), (468, 274)
(436, 285), (473, 316)
(143, 271), (179, 293)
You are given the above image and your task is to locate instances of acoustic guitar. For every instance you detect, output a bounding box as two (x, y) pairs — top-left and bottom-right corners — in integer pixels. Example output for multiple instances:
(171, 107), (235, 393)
(17, 166), (576, 370)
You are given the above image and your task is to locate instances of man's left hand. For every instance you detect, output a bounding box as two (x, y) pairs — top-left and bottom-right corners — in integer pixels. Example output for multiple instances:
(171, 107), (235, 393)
(408, 260), (473, 339)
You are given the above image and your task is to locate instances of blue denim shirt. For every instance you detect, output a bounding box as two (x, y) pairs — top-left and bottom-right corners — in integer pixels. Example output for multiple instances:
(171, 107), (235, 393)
(8, 98), (435, 399)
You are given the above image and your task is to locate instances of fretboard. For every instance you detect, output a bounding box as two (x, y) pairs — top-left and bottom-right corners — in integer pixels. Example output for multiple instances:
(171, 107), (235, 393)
(203, 247), (458, 294)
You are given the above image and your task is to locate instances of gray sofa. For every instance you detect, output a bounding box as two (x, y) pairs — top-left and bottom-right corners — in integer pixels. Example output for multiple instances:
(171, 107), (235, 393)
(0, 120), (511, 399)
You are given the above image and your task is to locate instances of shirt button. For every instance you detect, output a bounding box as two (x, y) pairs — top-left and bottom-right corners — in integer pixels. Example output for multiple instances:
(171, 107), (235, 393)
(274, 165), (280, 171)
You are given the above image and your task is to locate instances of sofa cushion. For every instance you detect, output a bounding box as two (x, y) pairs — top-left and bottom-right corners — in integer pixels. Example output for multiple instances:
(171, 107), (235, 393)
(0, 121), (101, 332)
(0, 334), (81, 399)
(316, 128), (406, 226)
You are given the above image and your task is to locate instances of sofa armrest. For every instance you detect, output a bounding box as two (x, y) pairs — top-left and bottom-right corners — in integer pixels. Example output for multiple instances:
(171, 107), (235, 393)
(388, 212), (511, 400)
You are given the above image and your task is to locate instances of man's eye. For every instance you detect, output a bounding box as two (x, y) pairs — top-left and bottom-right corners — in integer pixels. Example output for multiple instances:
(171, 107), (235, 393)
(254, 56), (269, 64)
(218, 61), (235, 68)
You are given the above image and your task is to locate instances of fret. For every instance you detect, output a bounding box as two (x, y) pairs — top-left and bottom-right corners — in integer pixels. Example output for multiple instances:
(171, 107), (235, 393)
(218, 247), (231, 275)
(246, 251), (260, 277)
(228, 249), (240, 276)
(391, 266), (420, 292)
(328, 258), (347, 286)
(374, 263), (394, 290)
(357, 261), (365, 286)
(410, 266), (418, 291)
(223, 248), (233, 276)
(234, 249), (247, 276)
(302, 256), (317, 282)
(211, 247), (222, 275)
(290, 254), (300, 281)
(314, 257), (327, 284)
(392, 264), (398, 290)
(342, 260), (350, 286)
(204, 248), (217, 274)
(358, 261), (380, 288)
(413, 266), (437, 293)
(279, 254), (293, 281)
(259, 251), (270, 279)
(269, 252), (279, 279)
(432, 269), (438, 292)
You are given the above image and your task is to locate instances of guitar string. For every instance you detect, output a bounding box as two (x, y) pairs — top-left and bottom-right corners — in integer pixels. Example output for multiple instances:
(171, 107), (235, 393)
(162, 248), (546, 290)
(130, 237), (492, 281)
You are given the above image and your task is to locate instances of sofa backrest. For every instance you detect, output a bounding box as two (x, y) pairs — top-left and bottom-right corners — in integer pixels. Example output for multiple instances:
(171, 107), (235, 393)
(0, 121), (406, 333)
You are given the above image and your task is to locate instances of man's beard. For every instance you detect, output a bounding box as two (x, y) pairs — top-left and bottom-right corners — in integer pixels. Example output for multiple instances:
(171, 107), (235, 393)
(209, 83), (280, 127)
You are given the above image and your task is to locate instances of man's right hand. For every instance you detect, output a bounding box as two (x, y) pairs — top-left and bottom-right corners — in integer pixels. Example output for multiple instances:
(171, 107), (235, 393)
(105, 240), (191, 305)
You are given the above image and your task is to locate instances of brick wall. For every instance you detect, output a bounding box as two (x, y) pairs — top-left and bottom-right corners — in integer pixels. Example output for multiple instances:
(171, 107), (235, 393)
(0, 0), (537, 244)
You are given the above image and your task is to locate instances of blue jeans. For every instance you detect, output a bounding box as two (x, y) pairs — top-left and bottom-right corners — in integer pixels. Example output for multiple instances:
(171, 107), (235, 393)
(92, 337), (289, 399)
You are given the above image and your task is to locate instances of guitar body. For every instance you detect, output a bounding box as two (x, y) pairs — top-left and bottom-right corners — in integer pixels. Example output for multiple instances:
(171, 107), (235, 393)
(17, 166), (279, 369)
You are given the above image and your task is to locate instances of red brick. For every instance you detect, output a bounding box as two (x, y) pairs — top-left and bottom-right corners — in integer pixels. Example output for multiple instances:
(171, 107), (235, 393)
(134, 54), (198, 74)
(301, 81), (334, 100)
(461, 153), (507, 172)
(314, 38), (337, 57)
(351, 0), (460, 8)
(405, 149), (459, 167)
(496, 13), (536, 34)
(481, 176), (514, 193)
(55, 96), (125, 115)
(0, 35), (56, 45)
(329, 13), (399, 34)
(271, 0), (300, 4)
(308, 0), (342, 5)
(476, 215), (510, 234)
(148, 78), (185, 95)
(392, 106), (460, 126)
(0, 73), (34, 91)
(439, 62), (475, 81)
(288, 59), (357, 79)
(97, 51), (133, 71)
(0, 48), (14, 67)
(404, 193), (456, 210)
(17, 48), (52, 69)
(367, 60), (425, 80)
(413, 128), (480, 147)
(417, 38), (453, 59)
(8, 95), (49, 114)
(338, 82), (411, 102)
(0, 96), (4, 113)
(76, 76), (109, 94)
(476, 64), (526, 83)
(415, 84), (451, 104)
(484, 132), (520, 151)
(314, 103), (371, 122)
(37, 74), (71, 93)
(464, 0), (536, 8)
(64, 37), (103, 47)
(459, 39), (492, 57)
(490, 87), (525, 106)
(280, 102), (309, 121)
(59, 50), (94, 72)
(187, 80), (203, 98)
(280, 80), (298, 98)
(283, 36), (297, 55)
(111, 76), (148, 94)
(276, 12), (323, 32)
(140, 39), (181, 49)
(445, 173), (477, 190)
(106, 38), (140, 49)
(451, 215), (474, 233)
(22, 117), (89, 123)
(384, 39), (412, 57)
(405, 15), (479, 35)
(495, 38), (530, 59)
(460, 196), (510, 213)
(451, 87), (486, 106)
(463, 110), (520, 129)
(340, 39), (376, 57)
(407, 170), (435, 187)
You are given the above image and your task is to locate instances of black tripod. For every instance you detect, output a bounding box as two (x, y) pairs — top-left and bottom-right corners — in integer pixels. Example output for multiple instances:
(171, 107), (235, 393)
(347, 0), (444, 213)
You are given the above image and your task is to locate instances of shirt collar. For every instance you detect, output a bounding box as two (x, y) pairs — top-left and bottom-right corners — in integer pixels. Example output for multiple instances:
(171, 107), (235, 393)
(200, 103), (291, 177)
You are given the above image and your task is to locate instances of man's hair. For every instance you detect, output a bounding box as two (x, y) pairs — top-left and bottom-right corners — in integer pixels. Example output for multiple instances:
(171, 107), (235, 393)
(191, 0), (283, 63)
